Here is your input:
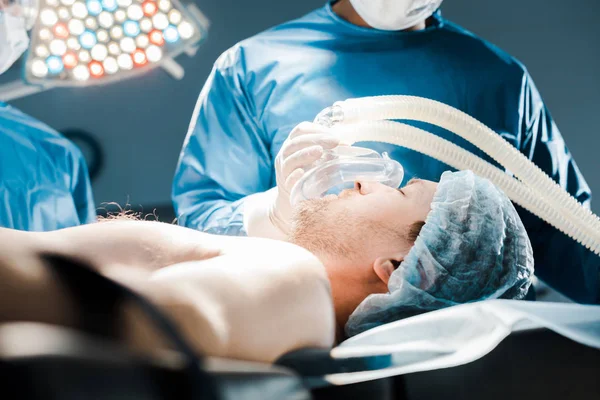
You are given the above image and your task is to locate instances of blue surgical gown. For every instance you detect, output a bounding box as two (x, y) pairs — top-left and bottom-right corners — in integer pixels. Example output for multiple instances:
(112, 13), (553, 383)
(0, 102), (96, 231)
(173, 4), (599, 304)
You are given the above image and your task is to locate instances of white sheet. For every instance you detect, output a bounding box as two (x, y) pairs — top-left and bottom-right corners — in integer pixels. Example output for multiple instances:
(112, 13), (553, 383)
(326, 300), (600, 385)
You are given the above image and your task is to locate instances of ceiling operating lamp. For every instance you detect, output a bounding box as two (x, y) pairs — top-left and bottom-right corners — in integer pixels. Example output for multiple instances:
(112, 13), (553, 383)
(0, 0), (208, 100)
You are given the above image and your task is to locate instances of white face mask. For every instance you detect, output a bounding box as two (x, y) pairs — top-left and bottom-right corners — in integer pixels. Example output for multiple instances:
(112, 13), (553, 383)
(348, 0), (444, 31)
(0, 0), (37, 75)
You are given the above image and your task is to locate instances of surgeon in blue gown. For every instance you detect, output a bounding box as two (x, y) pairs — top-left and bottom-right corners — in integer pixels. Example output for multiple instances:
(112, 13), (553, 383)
(0, 1), (95, 230)
(172, 0), (599, 304)
(0, 103), (96, 230)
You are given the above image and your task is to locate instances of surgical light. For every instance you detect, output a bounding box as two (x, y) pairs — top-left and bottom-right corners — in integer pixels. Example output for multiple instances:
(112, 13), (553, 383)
(119, 37), (135, 52)
(168, 9), (181, 24)
(58, 7), (70, 20)
(91, 44), (108, 61)
(98, 12), (114, 28)
(78, 50), (91, 62)
(117, 53), (133, 69)
(101, 0), (118, 12)
(39, 28), (52, 40)
(142, 1), (158, 16)
(178, 21), (194, 39)
(114, 10), (126, 22)
(31, 60), (49, 77)
(68, 19), (85, 35)
(89, 61), (105, 77)
(80, 31), (97, 49)
(127, 4), (143, 20)
(108, 42), (121, 55)
(53, 23), (69, 38)
(136, 34), (149, 48)
(139, 18), (153, 32)
(96, 30), (109, 43)
(132, 49), (147, 66)
(49, 39), (67, 56)
(123, 20), (140, 36)
(40, 9), (58, 26)
(146, 45), (162, 62)
(35, 45), (50, 58)
(149, 29), (165, 45)
(67, 38), (81, 50)
(73, 64), (90, 80)
(86, 0), (102, 16)
(71, 2), (88, 18)
(152, 13), (168, 30)
(110, 26), (124, 39)
(85, 17), (98, 30)
(63, 53), (78, 68)
(103, 57), (119, 74)
(46, 56), (64, 74)
(158, 0), (170, 12)
(23, 0), (207, 87)
(162, 25), (178, 43)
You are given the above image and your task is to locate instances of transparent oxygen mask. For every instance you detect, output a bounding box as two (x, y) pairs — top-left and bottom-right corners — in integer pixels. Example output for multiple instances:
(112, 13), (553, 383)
(289, 145), (404, 206)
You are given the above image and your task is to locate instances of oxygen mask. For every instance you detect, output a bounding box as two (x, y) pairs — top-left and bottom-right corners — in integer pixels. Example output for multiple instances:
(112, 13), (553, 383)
(289, 145), (404, 205)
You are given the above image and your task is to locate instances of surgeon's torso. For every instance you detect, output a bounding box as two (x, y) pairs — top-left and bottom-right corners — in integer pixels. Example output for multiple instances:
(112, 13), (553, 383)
(0, 103), (82, 231)
(228, 5), (527, 186)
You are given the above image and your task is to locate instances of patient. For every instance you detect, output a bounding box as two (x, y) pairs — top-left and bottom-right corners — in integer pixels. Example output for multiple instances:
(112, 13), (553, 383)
(291, 170), (534, 337)
(0, 171), (533, 363)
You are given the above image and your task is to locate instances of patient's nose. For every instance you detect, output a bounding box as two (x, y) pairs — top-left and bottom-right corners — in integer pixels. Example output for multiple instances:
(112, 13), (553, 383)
(355, 180), (385, 194)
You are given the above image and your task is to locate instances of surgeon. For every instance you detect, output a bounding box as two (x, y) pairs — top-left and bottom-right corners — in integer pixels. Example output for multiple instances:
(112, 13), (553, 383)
(0, 2), (96, 230)
(1, 170), (532, 361)
(173, 0), (598, 304)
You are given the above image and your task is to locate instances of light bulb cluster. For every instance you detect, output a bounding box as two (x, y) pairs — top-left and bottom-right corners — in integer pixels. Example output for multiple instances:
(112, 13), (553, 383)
(27, 0), (201, 84)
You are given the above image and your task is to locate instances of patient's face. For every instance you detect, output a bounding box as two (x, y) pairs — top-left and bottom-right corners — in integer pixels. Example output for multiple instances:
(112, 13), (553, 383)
(289, 179), (437, 263)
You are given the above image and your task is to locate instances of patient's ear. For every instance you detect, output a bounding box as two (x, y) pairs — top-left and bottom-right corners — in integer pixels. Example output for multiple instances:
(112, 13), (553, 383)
(373, 256), (404, 286)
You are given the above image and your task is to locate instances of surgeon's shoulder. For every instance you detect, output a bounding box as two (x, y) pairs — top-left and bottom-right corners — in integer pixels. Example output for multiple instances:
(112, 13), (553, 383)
(212, 6), (329, 73)
(1, 103), (59, 141)
(0, 103), (84, 167)
(440, 19), (527, 76)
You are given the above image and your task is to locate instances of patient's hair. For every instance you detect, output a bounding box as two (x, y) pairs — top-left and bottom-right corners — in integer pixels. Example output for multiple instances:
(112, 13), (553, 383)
(97, 209), (143, 222)
(96, 203), (165, 223)
(406, 221), (426, 244)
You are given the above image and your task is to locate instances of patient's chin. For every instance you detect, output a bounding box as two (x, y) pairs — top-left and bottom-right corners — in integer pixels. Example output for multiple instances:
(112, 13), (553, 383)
(289, 199), (332, 246)
(288, 198), (354, 259)
(291, 198), (330, 223)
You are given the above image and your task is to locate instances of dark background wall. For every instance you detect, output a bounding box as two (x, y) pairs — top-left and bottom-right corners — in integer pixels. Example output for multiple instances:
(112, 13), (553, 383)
(2, 0), (599, 217)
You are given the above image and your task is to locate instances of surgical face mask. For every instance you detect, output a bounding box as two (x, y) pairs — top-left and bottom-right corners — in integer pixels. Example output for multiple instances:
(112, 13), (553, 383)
(349, 0), (444, 31)
(0, 0), (37, 74)
(290, 146), (404, 206)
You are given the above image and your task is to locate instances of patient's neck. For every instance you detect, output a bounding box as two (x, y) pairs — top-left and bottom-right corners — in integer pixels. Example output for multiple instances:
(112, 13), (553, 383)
(323, 259), (382, 341)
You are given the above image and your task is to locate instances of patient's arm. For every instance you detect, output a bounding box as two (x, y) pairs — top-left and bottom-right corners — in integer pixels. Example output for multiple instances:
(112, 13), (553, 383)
(0, 223), (335, 363)
(0, 221), (223, 273)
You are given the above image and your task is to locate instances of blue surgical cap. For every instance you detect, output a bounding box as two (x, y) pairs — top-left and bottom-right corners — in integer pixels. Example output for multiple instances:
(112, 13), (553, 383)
(345, 170), (534, 337)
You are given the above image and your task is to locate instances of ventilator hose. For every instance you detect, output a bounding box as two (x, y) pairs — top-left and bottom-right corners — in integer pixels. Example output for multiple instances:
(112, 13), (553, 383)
(330, 121), (600, 256)
(329, 96), (600, 237)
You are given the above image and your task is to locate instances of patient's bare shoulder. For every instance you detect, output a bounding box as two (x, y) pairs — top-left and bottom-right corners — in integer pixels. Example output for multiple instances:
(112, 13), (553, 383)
(217, 237), (335, 361)
(154, 237), (335, 363)
(219, 235), (328, 275)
